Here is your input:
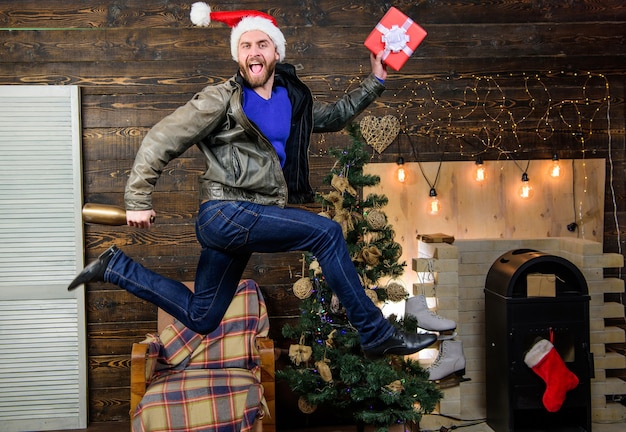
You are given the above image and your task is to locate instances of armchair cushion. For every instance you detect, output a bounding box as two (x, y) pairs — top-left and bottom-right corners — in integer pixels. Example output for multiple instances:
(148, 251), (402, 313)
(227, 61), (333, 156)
(131, 279), (270, 432)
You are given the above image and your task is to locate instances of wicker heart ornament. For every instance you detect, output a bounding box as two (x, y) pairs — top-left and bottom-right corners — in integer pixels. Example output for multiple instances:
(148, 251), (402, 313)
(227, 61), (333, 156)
(359, 115), (400, 153)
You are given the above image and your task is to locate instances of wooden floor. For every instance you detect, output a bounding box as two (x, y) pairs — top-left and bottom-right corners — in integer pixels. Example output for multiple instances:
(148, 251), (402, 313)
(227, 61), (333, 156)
(50, 424), (358, 432)
(49, 419), (626, 432)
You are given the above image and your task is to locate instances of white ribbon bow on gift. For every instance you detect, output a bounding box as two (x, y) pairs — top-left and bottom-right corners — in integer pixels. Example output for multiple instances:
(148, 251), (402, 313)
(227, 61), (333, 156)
(376, 18), (414, 61)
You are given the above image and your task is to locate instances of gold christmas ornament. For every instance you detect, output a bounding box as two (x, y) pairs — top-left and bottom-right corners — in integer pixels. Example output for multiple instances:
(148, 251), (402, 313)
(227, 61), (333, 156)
(320, 191), (343, 210)
(315, 359), (333, 383)
(394, 243), (403, 260)
(330, 293), (343, 314)
(309, 259), (323, 276)
(385, 379), (405, 393)
(292, 277), (313, 299)
(298, 396), (317, 414)
(385, 280), (409, 302)
(289, 342), (313, 365)
(414, 400), (422, 412)
(359, 115), (401, 154)
(331, 174), (357, 196)
(364, 231), (383, 244)
(325, 329), (337, 348)
(333, 209), (355, 239)
(366, 209), (387, 230)
(358, 245), (382, 266)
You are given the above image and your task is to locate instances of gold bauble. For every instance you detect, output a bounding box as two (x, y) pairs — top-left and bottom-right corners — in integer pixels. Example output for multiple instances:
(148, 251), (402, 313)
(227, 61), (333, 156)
(292, 277), (313, 299)
(366, 209), (387, 230)
(298, 396), (317, 414)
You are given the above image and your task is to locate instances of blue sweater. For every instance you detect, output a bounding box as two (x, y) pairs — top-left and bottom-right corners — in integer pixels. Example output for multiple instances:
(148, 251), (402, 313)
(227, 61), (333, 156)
(242, 86), (292, 168)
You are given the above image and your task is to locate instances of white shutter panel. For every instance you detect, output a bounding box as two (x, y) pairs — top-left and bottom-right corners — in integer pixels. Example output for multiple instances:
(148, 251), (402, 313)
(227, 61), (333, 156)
(0, 86), (87, 431)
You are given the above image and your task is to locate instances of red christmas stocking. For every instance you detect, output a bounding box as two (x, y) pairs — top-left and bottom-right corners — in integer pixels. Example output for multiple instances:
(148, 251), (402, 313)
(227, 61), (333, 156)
(524, 338), (579, 412)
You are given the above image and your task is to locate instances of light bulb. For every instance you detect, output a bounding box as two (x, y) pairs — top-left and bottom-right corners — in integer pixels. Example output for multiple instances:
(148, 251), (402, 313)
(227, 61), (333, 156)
(396, 156), (406, 183)
(428, 187), (440, 215)
(519, 172), (534, 199)
(475, 157), (486, 182)
(550, 154), (561, 178)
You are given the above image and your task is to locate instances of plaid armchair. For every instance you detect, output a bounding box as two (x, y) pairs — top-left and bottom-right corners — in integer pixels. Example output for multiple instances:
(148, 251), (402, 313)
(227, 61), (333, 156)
(130, 279), (275, 432)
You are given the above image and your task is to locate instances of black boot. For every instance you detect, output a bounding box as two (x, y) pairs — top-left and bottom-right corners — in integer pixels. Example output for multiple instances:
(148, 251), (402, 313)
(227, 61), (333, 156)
(68, 245), (118, 291)
(364, 329), (437, 358)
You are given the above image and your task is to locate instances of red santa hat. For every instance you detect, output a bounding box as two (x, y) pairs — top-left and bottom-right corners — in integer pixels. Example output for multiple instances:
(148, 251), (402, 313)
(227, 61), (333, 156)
(190, 2), (286, 62)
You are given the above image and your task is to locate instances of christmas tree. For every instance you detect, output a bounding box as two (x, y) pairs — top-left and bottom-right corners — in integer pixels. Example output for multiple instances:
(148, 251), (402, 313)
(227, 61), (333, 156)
(277, 124), (442, 431)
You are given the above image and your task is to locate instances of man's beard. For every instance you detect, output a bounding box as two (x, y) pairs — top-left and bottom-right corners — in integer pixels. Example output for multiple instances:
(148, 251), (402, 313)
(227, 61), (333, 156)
(240, 57), (276, 88)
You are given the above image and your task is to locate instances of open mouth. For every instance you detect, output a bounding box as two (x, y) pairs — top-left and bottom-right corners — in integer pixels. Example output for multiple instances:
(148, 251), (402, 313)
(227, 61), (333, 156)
(249, 62), (264, 75)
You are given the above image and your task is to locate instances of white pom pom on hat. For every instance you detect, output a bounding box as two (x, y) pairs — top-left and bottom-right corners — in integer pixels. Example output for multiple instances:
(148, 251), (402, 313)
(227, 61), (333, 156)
(190, 2), (286, 62)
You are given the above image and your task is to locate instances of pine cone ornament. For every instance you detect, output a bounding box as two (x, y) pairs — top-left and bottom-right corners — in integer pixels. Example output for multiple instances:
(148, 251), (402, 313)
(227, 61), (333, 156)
(385, 280), (409, 302)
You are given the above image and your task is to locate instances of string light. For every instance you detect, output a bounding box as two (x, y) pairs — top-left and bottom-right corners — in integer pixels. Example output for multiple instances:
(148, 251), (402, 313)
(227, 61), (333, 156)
(396, 156), (406, 183)
(428, 187), (440, 215)
(519, 172), (533, 199)
(322, 71), (616, 242)
(370, 71), (610, 163)
(474, 156), (486, 182)
(417, 156), (443, 215)
(550, 153), (561, 178)
(324, 71), (609, 163)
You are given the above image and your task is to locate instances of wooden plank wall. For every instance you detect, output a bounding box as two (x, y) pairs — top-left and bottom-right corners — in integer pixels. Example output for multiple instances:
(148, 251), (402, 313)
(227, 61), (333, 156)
(0, 0), (624, 426)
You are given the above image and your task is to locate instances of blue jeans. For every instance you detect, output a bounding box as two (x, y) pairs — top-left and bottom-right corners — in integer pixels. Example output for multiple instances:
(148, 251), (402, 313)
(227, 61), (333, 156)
(106, 200), (394, 350)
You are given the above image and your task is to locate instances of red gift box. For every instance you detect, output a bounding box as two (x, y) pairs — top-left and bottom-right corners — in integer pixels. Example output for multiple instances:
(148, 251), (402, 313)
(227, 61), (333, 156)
(364, 7), (427, 71)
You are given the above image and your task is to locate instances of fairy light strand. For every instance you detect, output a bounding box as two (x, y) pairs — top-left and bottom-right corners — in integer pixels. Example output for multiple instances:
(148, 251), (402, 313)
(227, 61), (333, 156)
(314, 70), (618, 248)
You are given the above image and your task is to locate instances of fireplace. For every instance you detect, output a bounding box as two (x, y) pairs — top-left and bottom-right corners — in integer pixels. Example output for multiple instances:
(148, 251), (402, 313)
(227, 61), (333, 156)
(484, 249), (593, 432)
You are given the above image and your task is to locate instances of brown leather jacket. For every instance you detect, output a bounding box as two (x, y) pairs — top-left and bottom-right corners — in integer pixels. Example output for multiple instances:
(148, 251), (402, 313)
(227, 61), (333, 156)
(125, 63), (384, 210)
